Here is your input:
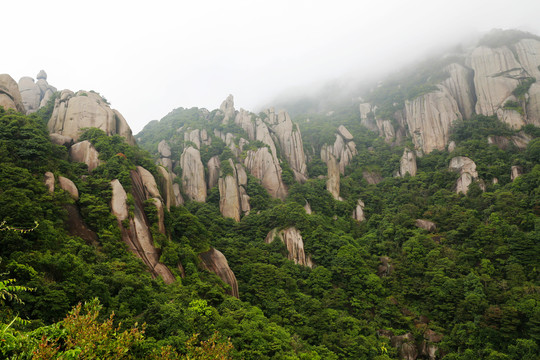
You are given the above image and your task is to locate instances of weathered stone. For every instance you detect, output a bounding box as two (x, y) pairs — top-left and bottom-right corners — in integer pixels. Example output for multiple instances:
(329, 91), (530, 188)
(48, 90), (135, 145)
(49, 133), (74, 147)
(180, 146), (207, 202)
(244, 147), (287, 200)
(239, 187), (251, 214)
(110, 179), (129, 221)
(511, 165), (523, 181)
(362, 170), (382, 185)
(69, 140), (101, 172)
(199, 248), (239, 298)
(488, 135), (510, 150)
(0, 74), (25, 113)
(58, 176), (79, 200)
(136, 166), (162, 199)
(326, 155), (341, 200)
(220, 94), (236, 123)
(511, 132), (532, 149)
(304, 201), (312, 214)
(219, 159), (241, 221)
(158, 140), (171, 158)
(448, 140), (456, 152)
(157, 166), (176, 210)
(173, 183), (184, 205)
(337, 124), (354, 141)
(265, 227), (314, 268)
(37, 70), (47, 80)
(456, 172), (474, 194)
(415, 219), (437, 232)
(449, 156), (478, 178)
(44, 172), (55, 193)
(352, 199), (365, 221)
(398, 148), (417, 177)
(235, 163), (248, 187)
(405, 86), (461, 153)
(496, 108), (525, 129)
(526, 83), (540, 126)
(207, 156), (221, 189)
(18, 77), (41, 113)
(442, 63), (476, 119)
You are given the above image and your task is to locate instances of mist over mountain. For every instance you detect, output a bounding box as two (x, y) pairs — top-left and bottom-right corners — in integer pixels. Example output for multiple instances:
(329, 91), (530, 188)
(0, 28), (539, 359)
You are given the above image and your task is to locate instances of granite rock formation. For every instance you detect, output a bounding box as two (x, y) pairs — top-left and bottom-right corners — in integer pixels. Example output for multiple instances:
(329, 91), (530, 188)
(265, 227), (314, 268)
(199, 248), (239, 298)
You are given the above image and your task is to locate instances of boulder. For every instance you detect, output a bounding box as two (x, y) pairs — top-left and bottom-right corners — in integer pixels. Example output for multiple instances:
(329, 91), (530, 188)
(337, 124), (354, 141)
(415, 219), (437, 232)
(69, 140), (101, 171)
(18, 71), (57, 114)
(449, 156), (479, 194)
(158, 139), (171, 158)
(58, 176), (79, 200)
(110, 179), (129, 221)
(448, 140), (456, 152)
(265, 227), (314, 268)
(44, 172), (55, 193)
(48, 90), (135, 145)
(304, 201), (312, 215)
(244, 147), (287, 200)
(0, 74), (25, 113)
(180, 146), (207, 202)
(199, 248), (239, 298)
(49, 133), (74, 147)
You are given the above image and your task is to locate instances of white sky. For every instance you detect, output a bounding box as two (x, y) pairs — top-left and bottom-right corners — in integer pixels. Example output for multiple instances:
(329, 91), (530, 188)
(3, 0), (540, 133)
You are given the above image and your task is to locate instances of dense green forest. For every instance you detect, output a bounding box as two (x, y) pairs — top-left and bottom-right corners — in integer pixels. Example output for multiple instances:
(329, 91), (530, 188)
(1, 93), (537, 359)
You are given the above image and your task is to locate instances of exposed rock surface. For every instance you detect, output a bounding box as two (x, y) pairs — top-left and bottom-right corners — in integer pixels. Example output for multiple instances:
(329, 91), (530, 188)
(265, 227), (314, 268)
(180, 146), (207, 202)
(44, 172), (55, 193)
(448, 141), (456, 152)
(0, 74), (26, 113)
(64, 204), (98, 246)
(220, 94), (236, 123)
(110, 174), (175, 284)
(244, 147), (287, 200)
(511, 165), (523, 181)
(199, 248), (239, 298)
(449, 156), (480, 194)
(50, 133), (74, 147)
(362, 170), (383, 185)
(69, 140), (101, 172)
(207, 156), (221, 189)
(304, 201), (312, 214)
(157, 166), (176, 210)
(18, 71), (57, 114)
(58, 176), (79, 200)
(526, 83), (540, 126)
(405, 85), (461, 154)
(352, 199), (366, 221)
(219, 160), (242, 221)
(441, 63), (476, 119)
(325, 155), (341, 200)
(415, 219), (437, 232)
(265, 109), (308, 182)
(321, 125), (358, 175)
(48, 90), (135, 145)
(397, 148), (417, 177)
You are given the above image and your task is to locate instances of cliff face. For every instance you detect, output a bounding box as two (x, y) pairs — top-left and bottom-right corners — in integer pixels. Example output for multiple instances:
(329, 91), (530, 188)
(48, 90), (135, 145)
(180, 146), (207, 202)
(363, 36), (540, 153)
(265, 227), (314, 268)
(244, 147), (287, 200)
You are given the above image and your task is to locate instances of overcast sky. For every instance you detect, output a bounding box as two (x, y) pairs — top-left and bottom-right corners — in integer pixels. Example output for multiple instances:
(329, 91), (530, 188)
(4, 0), (540, 133)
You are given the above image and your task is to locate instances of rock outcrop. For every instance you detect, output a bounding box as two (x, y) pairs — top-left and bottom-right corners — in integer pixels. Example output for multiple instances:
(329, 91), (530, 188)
(244, 147), (287, 200)
(207, 156), (221, 189)
(415, 219), (437, 232)
(397, 148), (417, 177)
(58, 176), (79, 200)
(199, 248), (239, 298)
(69, 140), (101, 172)
(18, 71), (57, 114)
(157, 140), (173, 172)
(352, 199), (366, 221)
(218, 159), (251, 221)
(325, 155), (341, 200)
(157, 166), (176, 210)
(220, 94), (236, 123)
(449, 156), (480, 194)
(0, 74), (25, 113)
(404, 85), (462, 154)
(180, 146), (207, 202)
(264, 108), (308, 182)
(44, 172), (55, 193)
(48, 90), (135, 145)
(265, 227), (314, 268)
(511, 165), (523, 181)
(110, 175), (175, 284)
(320, 125), (358, 175)
(362, 170), (383, 184)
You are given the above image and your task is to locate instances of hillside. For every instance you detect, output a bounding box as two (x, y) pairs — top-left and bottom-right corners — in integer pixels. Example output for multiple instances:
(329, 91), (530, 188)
(0, 29), (539, 359)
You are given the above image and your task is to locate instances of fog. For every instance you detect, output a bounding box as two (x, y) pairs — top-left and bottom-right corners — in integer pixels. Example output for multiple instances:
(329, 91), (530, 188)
(3, 0), (540, 133)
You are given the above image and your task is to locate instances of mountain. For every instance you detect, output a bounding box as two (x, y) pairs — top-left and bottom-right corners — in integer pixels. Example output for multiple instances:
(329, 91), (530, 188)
(0, 29), (539, 359)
